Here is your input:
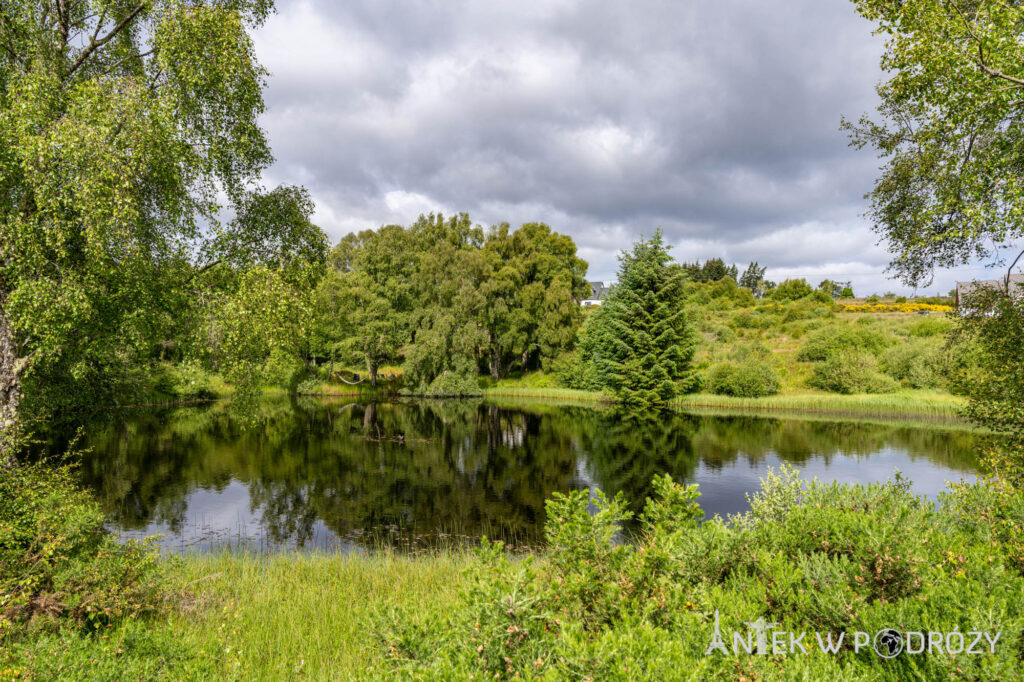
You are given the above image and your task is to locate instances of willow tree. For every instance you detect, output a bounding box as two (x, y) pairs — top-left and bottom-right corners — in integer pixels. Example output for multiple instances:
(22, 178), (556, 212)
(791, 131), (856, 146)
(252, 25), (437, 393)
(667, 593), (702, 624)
(480, 222), (589, 379)
(0, 0), (291, 455)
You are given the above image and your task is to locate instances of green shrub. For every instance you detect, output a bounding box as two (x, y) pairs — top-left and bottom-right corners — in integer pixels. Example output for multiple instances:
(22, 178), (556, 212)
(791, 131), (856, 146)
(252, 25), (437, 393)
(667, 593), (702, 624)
(707, 358), (781, 397)
(808, 350), (897, 394)
(0, 460), (163, 631)
(770, 278), (814, 301)
(550, 350), (601, 391)
(149, 365), (179, 398)
(881, 338), (943, 388)
(379, 467), (1024, 680)
(424, 357), (483, 397)
(808, 289), (834, 305)
(732, 310), (755, 329)
(262, 349), (305, 388)
(796, 325), (891, 362)
(295, 376), (321, 394)
(908, 316), (952, 337)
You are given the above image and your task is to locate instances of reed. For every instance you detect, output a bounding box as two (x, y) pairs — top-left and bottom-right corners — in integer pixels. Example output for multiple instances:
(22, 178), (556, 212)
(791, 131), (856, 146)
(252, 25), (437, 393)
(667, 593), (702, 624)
(673, 389), (966, 420)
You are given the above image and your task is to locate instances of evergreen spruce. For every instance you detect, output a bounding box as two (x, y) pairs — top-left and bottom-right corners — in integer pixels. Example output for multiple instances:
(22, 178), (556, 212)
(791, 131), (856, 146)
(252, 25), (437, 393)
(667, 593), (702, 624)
(582, 231), (696, 409)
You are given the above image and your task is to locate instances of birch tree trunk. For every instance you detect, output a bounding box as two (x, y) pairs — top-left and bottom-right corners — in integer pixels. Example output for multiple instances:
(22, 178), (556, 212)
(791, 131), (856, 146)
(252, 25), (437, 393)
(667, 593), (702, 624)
(0, 294), (21, 465)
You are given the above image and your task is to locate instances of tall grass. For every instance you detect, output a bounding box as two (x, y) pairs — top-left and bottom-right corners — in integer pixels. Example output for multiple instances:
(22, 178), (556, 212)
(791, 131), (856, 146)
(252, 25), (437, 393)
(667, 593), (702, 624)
(167, 550), (472, 680)
(482, 386), (612, 403)
(673, 389), (966, 420)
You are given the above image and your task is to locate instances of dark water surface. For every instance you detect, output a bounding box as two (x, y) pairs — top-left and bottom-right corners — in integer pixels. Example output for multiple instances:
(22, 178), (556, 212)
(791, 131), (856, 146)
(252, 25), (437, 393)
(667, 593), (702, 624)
(55, 398), (982, 553)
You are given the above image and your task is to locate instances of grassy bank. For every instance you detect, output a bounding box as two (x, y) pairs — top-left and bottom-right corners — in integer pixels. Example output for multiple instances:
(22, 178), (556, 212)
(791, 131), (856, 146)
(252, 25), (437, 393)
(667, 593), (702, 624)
(7, 464), (1024, 680)
(168, 551), (471, 680)
(480, 385), (967, 421)
(673, 389), (966, 420)
(2, 550), (471, 681)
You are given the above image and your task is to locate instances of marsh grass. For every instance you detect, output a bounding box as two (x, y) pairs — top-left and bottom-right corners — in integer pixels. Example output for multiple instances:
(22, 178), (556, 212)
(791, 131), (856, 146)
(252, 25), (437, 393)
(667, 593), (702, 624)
(483, 386), (612, 402)
(673, 389), (966, 420)
(482, 385), (966, 421)
(166, 550), (473, 680)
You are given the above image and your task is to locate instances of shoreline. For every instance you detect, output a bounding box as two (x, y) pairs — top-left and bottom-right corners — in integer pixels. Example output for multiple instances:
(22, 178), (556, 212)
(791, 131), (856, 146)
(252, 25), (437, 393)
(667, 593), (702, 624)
(131, 384), (968, 424)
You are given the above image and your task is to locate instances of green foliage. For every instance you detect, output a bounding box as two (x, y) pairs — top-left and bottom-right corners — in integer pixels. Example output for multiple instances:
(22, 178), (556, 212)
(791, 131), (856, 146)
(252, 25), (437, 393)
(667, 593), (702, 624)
(480, 222), (590, 378)
(880, 338), (943, 389)
(769, 278), (813, 301)
(907, 316), (952, 337)
(796, 325), (892, 362)
(809, 351), (897, 394)
(847, 0), (1024, 285)
(577, 232), (697, 408)
(314, 215), (588, 393)
(817, 279), (850, 299)
(683, 277), (756, 308)
(0, 0), (329, 420)
(680, 258), (738, 283)
(707, 357), (781, 398)
(738, 261), (767, 295)
(953, 289), (1024, 441)
(380, 467), (1024, 679)
(0, 459), (163, 631)
(423, 356), (483, 397)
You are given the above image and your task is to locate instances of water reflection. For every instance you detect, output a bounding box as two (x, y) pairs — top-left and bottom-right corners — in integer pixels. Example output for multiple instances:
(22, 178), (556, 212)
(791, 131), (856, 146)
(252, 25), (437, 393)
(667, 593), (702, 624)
(57, 398), (981, 552)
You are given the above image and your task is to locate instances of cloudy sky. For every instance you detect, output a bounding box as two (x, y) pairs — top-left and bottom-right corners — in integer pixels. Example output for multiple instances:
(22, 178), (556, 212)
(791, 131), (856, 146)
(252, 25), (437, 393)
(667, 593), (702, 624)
(252, 0), (1002, 296)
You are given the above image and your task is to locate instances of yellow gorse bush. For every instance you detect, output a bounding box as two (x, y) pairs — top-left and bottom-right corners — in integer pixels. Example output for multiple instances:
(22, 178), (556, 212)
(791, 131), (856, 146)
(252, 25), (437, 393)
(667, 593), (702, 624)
(837, 303), (953, 313)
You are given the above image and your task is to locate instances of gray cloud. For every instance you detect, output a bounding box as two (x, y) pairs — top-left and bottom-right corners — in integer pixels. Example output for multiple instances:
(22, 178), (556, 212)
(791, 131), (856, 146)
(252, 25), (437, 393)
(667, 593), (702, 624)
(253, 0), (968, 295)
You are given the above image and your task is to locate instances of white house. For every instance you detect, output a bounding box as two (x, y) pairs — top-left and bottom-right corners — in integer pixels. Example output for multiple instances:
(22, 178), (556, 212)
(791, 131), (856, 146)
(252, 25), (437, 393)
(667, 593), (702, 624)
(581, 281), (610, 307)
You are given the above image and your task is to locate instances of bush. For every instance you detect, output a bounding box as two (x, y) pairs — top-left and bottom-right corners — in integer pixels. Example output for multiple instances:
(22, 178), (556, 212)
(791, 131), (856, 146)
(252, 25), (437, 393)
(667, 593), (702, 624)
(808, 289), (833, 305)
(424, 357), (483, 396)
(881, 338), (943, 388)
(908, 316), (952, 337)
(796, 325), (891, 362)
(262, 349), (305, 388)
(0, 459), (163, 631)
(379, 467), (1024, 680)
(707, 358), (781, 397)
(550, 350), (600, 391)
(770, 278), (814, 301)
(808, 350), (897, 394)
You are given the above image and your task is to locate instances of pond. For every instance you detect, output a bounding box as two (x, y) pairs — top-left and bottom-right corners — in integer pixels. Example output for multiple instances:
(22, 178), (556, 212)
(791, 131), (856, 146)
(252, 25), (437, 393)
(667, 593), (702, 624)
(54, 398), (983, 553)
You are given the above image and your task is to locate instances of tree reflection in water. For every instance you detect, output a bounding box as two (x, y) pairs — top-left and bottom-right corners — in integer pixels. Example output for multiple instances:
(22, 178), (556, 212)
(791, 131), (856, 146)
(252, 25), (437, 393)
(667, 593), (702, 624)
(49, 398), (981, 552)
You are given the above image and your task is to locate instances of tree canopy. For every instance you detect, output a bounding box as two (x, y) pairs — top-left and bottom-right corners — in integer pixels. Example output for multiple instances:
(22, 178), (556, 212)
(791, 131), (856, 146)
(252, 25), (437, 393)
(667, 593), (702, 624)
(311, 214), (589, 394)
(578, 231), (697, 409)
(846, 0), (1024, 286)
(0, 0), (325, 434)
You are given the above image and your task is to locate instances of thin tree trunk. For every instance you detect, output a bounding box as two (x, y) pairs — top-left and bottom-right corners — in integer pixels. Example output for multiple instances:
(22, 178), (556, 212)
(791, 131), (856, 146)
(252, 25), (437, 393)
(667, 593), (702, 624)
(368, 361), (378, 388)
(0, 294), (21, 466)
(489, 347), (501, 380)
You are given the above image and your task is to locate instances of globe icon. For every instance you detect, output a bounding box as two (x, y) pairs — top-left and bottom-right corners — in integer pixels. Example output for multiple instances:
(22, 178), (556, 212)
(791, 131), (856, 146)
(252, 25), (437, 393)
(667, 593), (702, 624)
(873, 629), (903, 658)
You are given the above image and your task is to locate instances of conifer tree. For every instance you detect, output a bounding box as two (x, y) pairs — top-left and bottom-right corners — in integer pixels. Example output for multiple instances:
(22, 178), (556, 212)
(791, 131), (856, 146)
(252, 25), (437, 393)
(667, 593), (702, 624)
(581, 231), (696, 409)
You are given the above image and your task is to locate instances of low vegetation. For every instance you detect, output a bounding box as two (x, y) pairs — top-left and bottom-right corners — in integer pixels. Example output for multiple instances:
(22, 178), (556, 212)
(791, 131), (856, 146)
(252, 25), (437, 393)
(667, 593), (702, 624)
(4, 456), (1023, 680)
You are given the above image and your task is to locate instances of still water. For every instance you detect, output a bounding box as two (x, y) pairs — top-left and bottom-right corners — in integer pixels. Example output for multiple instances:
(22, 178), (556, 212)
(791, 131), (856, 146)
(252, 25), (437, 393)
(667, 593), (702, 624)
(60, 398), (982, 553)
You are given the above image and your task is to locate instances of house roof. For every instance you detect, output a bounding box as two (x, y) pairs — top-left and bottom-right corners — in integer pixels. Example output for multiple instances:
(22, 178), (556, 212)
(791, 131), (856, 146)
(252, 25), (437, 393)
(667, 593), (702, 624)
(586, 281), (608, 300)
(957, 274), (1024, 300)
